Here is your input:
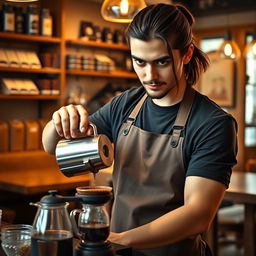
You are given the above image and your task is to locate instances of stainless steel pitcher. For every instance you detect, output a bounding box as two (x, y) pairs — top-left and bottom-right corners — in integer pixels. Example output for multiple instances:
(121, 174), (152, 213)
(55, 123), (113, 177)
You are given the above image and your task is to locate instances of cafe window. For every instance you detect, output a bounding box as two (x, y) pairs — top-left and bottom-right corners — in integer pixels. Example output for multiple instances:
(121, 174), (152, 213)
(245, 33), (256, 147)
(200, 37), (224, 53)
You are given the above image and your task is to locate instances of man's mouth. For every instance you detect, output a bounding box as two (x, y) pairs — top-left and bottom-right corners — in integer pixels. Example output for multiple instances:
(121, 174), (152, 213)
(144, 81), (166, 90)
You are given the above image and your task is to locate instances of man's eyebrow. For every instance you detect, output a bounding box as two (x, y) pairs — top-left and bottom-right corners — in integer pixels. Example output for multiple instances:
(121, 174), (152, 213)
(131, 55), (171, 62)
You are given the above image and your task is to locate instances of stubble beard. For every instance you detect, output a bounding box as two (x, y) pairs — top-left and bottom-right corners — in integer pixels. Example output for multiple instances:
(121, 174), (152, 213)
(145, 85), (176, 100)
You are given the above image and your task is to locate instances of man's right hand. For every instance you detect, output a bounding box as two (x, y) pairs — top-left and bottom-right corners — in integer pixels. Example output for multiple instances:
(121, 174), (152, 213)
(42, 104), (92, 154)
(52, 104), (92, 139)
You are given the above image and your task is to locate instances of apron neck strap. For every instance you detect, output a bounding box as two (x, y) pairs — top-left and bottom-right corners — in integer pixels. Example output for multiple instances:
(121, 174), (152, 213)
(127, 93), (148, 122)
(123, 87), (195, 140)
(171, 86), (196, 148)
(173, 86), (195, 128)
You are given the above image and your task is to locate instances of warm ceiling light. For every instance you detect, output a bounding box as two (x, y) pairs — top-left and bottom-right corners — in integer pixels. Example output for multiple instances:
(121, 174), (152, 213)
(101, 0), (146, 23)
(245, 32), (256, 57)
(218, 31), (240, 60)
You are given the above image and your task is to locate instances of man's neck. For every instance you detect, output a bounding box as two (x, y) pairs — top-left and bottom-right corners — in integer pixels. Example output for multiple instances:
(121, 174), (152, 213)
(152, 77), (187, 107)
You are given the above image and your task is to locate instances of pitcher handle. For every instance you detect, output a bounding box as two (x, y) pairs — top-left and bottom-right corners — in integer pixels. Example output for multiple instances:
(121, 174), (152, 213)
(89, 122), (98, 137)
(70, 209), (82, 239)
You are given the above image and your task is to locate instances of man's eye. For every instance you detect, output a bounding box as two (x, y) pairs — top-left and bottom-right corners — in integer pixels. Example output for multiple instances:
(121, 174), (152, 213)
(157, 60), (168, 66)
(135, 59), (145, 66)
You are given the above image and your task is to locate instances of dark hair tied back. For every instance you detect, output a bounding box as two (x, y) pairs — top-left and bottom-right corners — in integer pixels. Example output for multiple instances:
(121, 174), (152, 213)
(126, 3), (209, 86)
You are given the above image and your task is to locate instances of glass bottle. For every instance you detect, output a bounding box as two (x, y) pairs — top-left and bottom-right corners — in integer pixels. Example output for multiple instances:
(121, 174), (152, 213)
(25, 5), (39, 35)
(40, 8), (52, 37)
(15, 6), (24, 34)
(1, 3), (15, 33)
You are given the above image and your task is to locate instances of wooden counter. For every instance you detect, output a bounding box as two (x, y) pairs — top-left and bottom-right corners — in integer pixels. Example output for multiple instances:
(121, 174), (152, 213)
(0, 150), (92, 195)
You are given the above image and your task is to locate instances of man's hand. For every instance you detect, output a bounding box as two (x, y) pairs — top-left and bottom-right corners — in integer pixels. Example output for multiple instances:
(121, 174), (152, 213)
(42, 104), (93, 154)
(52, 104), (92, 139)
(108, 232), (125, 245)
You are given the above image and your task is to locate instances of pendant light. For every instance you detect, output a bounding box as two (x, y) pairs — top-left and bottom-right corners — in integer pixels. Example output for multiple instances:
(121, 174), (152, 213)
(101, 0), (146, 23)
(218, 31), (241, 60)
(245, 31), (256, 57)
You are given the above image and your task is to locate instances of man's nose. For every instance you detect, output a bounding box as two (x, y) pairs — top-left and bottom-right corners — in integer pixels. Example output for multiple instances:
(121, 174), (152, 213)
(145, 64), (158, 81)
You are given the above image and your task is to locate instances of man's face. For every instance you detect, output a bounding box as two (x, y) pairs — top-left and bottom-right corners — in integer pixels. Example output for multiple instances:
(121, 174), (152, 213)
(130, 37), (186, 104)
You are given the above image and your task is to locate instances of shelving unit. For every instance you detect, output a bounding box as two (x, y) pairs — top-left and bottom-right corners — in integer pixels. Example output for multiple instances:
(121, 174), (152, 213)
(0, 66), (61, 74)
(66, 70), (137, 79)
(0, 95), (59, 100)
(0, 0), (136, 173)
(0, 32), (61, 43)
(66, 39), (130, 51)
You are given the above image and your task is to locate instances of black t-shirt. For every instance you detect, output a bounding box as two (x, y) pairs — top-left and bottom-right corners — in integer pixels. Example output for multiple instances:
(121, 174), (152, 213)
(89, 86), (237, 188)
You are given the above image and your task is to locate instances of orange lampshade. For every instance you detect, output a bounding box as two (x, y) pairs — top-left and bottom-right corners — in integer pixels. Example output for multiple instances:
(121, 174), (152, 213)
(101, 0), (146, 23)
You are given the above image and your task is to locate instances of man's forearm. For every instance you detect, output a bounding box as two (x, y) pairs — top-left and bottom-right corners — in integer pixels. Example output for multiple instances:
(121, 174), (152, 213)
(109, 203), (211, 249)
(109, 177), (225, 250)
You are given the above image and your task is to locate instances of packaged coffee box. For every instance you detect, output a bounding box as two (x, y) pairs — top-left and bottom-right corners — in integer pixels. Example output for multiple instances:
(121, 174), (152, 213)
(38, 119), (48, 149)
(9, 120), (25, 152)
(0, 121), (9, 152)
(24, 120), (40, 150)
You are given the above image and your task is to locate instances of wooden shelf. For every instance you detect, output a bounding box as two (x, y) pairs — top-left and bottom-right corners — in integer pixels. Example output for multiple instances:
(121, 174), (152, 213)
(0, 32), (61, 43)
(66, 39), (130, 51)
(0, 66), (61, 74)
(66, 69), (137, 79)
(0, 94), (60, 100)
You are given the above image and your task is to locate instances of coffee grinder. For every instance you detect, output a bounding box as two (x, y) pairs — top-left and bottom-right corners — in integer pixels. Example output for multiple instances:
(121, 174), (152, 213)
(71, 186), (116, 256)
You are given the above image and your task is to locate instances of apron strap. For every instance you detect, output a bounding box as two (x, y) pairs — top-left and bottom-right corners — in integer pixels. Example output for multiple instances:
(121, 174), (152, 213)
(171, 87), (196, 148)
(122, 93), (148, 136)
(123, 87), (195, 139)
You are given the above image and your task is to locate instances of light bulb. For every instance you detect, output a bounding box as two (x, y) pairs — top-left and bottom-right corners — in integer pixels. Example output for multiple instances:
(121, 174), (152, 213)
(120, 0), (129, 15)
(224, 43), (232, 57)
(218, 32), (241, 60)
(101, 0), (146, 23)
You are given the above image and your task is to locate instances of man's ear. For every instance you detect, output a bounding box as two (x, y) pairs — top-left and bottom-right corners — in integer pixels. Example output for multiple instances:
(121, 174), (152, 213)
(183, 44), (194, 64)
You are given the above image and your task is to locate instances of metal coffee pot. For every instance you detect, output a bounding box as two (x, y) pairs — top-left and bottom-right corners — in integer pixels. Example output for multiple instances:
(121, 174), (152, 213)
(55, 123), (114, 177)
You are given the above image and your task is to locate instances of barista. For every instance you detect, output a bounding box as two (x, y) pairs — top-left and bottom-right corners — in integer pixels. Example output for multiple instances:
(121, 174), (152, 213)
(42, 3), (237, 256)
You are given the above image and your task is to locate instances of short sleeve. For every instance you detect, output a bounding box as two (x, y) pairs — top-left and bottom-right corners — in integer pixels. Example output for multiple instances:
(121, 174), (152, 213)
(186, 115), (237, 188)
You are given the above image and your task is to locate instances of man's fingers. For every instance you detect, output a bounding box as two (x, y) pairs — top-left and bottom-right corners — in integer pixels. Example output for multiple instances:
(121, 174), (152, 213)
(66, 104), (81, 138)
(58, 106), (71, 139)
(76, 105), (89, 133)
(52, 111), (64, 137)
(52, 104), (90, 140)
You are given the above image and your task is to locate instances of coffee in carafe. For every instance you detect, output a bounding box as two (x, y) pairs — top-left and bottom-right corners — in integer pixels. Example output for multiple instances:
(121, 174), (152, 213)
(79, 224), (109, 242)
(31, 230), (73, 256)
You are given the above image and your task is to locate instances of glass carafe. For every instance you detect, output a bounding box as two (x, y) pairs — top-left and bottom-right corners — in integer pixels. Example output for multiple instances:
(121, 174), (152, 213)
(71, 202), (110, 242)
(71, 186), (115, 256)
(30, 190), (73, 256)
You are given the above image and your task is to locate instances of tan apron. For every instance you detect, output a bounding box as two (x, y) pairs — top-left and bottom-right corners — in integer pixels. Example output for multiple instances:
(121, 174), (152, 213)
(111, 87), (204, 256)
